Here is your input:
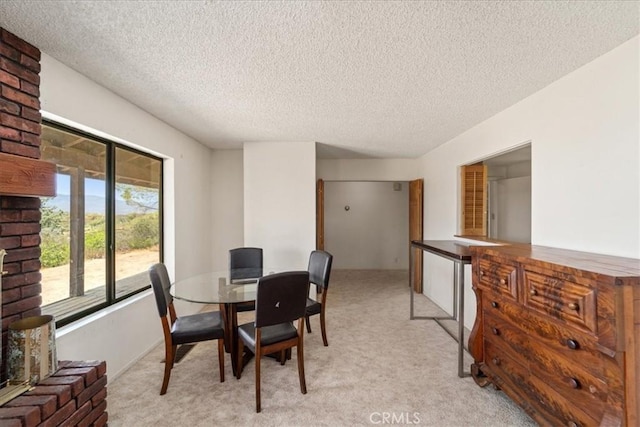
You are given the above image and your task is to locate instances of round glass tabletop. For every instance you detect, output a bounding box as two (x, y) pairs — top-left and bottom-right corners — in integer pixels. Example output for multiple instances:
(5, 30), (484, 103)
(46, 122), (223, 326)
(169, 268), (276, 304)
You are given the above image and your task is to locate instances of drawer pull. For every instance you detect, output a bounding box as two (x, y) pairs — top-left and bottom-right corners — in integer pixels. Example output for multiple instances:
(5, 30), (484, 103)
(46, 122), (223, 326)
(566, 339), (580, 350)
(492, 357), (501, 366)
(491, 301), (499, 309)
(529, 288), (537, 296)
(480, 270), (485, 277)
(568, 378), (580, 389)
(568, 302), (579, 311)
(499, 278), (506, 285)
(491, 327), (500, 336)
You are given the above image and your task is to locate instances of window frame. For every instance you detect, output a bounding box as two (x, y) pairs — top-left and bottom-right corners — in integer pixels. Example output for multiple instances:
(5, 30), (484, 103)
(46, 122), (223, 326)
(40, 119), (163, 327)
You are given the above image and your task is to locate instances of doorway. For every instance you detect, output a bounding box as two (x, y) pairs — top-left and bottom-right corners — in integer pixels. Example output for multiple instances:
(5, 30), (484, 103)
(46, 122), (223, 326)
(321, 181), (407, 269)
(316, 180), (422, 277)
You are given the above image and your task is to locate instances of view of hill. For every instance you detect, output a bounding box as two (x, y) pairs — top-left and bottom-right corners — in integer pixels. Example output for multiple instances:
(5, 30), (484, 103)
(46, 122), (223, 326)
(44, 195), (145, 215)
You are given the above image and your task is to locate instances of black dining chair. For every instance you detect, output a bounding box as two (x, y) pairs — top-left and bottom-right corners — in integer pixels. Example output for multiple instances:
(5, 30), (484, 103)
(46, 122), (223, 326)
(229, 247), (263, 312)
(149, 263), (225, 395)
(305, 250), (333, 346)
(220, 247), (264, 353)
(236, 271), (309, 413)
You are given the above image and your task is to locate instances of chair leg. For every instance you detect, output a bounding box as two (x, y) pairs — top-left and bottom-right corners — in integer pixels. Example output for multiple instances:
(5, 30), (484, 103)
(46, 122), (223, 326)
(220, 304), (231, 353)
(320, 310), (328, 346)
(297, 342), (307, 394)
(280, 350), (286, 365)
(236, 339), (244, 379)
(160, 343), (176, 395)
(171, 345), (178, 368)
(218, 339), (225, 382)
(255, 351), (261, 413)
(305, 315), (312, 333)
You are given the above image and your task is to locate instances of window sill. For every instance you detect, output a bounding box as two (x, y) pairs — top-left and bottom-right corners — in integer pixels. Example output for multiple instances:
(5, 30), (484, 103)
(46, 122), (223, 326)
(56, 289), (153, 339)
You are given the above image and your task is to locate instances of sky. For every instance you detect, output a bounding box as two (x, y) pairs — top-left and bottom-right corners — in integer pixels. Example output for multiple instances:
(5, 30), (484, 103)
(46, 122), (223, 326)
(51, 174), (156, 214)
(56, 174), (106, 197)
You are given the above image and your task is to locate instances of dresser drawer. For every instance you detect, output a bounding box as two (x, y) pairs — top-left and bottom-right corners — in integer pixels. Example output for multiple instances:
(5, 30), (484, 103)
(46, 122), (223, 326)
(483, 313), (531, 359)
(527, 342), (607, 422)
(477, 258), (518, 300)
(523, 269), (597, 334)
(483, 339), (531, 397)
(527, 374), (599, 427)
(481, 341), (542, 424)
(484, 310), (608, 415)
(485, 332), (601, 427)
(481, 293), (604, 372)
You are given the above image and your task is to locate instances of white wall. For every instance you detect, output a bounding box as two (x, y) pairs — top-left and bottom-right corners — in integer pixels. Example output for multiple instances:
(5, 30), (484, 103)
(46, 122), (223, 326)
(40, 53), (221, 379)
(317, 158), (419, 181)
(324, 181), (408, 269)
(487, 160), (532, 241)
(496, 176), (531, 243)
(420, 36), (640, 328)
(243, 142), (316, 270)
(210, 150), (244, 270)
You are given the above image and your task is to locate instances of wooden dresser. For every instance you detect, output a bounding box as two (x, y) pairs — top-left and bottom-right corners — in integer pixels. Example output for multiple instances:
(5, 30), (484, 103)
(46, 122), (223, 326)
(468, 244), (640, 426)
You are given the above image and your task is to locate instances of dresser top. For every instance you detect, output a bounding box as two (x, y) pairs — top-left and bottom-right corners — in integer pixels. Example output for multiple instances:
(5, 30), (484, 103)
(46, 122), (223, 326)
(470, 244), (640, 278)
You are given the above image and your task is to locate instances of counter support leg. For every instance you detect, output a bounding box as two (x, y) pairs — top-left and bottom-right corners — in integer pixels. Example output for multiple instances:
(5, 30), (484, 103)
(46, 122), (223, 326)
(455, 262), (468, 378)
(410, 244), (415, 319)
(408, 240), (472, 378)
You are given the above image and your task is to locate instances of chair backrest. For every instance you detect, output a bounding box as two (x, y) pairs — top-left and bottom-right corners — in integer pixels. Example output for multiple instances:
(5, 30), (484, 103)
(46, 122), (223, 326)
(229, 247), (263, 281)
(308, 250), (333, 290)
(255, 271), (309, 328)
(149, 263), (173, 318)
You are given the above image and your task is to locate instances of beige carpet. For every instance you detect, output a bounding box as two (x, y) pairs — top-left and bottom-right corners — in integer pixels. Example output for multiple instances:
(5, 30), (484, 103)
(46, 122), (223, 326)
(107, 270), (536, 426)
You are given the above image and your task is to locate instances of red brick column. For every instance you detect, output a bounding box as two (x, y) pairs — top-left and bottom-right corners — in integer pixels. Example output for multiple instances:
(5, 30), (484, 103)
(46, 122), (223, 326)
(0, 28), (42, 159)
(0, 27), (44, 381)
(0, 361), (108, 426)
(0, 28), (108, 426)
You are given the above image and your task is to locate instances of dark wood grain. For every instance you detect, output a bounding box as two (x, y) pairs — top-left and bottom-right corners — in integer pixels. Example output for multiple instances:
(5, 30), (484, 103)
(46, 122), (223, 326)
(0, 152), (56, 197)
(477, 257), (518, 300)
(469, 244), (640, 426)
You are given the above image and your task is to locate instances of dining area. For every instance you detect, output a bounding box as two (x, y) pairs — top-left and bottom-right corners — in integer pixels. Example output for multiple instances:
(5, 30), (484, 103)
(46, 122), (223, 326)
(148, 248), (334, 413)
(107, 265), (535, 425)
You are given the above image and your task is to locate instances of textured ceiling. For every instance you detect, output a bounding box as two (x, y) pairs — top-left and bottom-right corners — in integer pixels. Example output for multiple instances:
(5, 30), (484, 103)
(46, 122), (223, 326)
(0, 1), (638, 159)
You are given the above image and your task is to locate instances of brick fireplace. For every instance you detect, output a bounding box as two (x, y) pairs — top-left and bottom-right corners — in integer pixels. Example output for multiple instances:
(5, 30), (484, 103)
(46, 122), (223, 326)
(0, 26), (49, 380)
(0, 28), (108, 426)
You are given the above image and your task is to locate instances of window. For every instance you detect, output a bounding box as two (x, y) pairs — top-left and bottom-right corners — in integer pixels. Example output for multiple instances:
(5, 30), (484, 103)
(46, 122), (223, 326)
(39, 120), (163, 326)
(460, 144), (531, 243)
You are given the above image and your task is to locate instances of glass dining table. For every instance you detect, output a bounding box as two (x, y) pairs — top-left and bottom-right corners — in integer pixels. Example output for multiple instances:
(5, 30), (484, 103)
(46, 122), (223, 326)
(169, 268), (272, 375)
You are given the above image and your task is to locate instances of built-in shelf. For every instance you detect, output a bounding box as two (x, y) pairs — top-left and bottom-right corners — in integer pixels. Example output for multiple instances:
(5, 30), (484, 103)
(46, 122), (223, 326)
(0, 152), (56, 197)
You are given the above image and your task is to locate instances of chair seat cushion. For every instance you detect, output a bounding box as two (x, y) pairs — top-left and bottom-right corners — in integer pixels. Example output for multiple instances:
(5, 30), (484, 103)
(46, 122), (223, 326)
(238, 322), (298, 352)
(305, 298), (322, 316)
(171, 310), (224, 345)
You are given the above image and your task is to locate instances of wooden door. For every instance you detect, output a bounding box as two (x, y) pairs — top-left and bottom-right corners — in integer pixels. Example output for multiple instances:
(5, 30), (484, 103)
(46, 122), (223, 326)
(316, 179), (324, 250)
(409, 179), (424, 293)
